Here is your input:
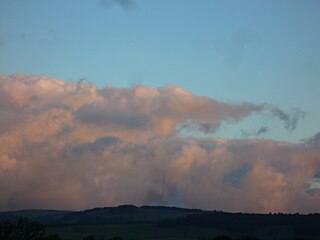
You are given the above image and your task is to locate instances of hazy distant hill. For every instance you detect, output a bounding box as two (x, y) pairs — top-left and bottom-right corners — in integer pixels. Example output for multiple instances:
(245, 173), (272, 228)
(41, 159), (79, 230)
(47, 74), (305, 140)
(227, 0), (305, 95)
(1, 206), (320, 239)
(0, 205), (202, 226)
(0, 209), (72, 224)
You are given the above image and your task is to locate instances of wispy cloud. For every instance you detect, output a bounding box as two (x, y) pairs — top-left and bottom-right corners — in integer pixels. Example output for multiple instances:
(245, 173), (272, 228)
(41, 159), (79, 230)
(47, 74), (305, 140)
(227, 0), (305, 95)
(178, 122), (221, 135)
(45, 29), (61, 43)
(0, 40), (5, 48)
(303, 131), (320, 147)
(241, 126), (268, 138)
(100, 0), (136, 10)
(0, 74), (319, 213)
(214, 28), (260, 68)
(270, 106), (306, 131)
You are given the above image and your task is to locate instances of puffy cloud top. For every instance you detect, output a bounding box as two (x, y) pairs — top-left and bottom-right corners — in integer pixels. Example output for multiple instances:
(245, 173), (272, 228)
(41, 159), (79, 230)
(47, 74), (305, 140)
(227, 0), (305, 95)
(0, 74), (319, 213)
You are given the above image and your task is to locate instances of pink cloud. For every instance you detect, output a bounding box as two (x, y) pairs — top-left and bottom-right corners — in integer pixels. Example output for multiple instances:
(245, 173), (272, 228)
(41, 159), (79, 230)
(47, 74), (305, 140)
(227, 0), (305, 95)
(0, 73), (319, 213)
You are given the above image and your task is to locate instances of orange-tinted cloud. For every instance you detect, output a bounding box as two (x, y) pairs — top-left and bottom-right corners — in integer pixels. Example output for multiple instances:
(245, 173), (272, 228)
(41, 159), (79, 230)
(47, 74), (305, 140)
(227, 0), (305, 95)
(0, 73), (319, 213)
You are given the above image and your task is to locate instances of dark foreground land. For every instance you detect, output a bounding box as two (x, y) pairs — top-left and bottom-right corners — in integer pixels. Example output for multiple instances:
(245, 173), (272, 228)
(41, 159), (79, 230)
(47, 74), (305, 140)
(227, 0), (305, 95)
(0, 205), (319, 240)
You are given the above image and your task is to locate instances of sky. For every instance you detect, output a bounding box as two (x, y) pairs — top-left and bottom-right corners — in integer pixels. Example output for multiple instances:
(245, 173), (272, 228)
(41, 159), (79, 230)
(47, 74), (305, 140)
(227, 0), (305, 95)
(0, 0), (320, 213)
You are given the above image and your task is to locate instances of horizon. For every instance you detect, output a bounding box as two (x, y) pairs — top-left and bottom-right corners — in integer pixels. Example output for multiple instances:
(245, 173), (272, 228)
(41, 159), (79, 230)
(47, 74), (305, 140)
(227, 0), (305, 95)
(2, 203), (319, 215)
(1, 0), (320, 214)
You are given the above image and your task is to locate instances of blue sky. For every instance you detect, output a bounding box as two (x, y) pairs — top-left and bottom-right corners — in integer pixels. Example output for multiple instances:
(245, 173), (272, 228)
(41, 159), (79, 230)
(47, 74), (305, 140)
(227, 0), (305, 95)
(1, 0), (319, 142)
(1, 0), (320, 213)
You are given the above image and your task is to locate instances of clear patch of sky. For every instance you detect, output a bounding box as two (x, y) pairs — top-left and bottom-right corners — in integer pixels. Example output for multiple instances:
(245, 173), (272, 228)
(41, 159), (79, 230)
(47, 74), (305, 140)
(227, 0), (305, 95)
(0, 0), (319, 142)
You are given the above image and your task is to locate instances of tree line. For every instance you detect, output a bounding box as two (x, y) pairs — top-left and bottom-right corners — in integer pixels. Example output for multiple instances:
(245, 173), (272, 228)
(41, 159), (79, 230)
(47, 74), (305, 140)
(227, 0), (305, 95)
(0, 217), (60, 240)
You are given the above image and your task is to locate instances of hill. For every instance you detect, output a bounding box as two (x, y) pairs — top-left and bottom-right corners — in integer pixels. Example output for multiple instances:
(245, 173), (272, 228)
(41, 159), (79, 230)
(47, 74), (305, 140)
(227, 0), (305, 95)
(1, 206), (319, 240)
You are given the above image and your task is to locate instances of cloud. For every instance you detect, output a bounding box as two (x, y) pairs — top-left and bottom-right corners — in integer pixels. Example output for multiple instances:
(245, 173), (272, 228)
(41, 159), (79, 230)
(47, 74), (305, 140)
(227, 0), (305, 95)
(214, 29), (260, 68)
(75, 104), (149, 129)
(303, 131), (320, 147)
(270, 107), (306, 131)
(0, 40), (5, 48)
(241, 126), (268, 138)
(256, 126), (268, 135)
(178, 122), (221, 135)
(0, 73), (319, 213)
(100, 0), (136, 10)
(16, 33), (27, 40)
(45, 29), (61, 43)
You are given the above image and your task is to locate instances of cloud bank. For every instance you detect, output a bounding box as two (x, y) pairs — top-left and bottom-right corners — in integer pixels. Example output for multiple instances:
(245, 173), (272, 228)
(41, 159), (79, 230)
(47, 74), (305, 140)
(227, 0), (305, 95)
(0, 74), (319, 213)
